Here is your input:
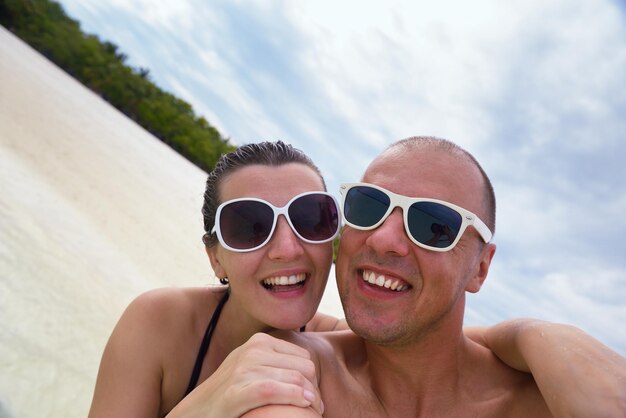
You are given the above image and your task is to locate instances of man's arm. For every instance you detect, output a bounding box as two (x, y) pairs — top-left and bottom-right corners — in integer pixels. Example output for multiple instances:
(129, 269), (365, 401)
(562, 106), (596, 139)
(480, 319), (626, 417)
(241, 405), (322, 418)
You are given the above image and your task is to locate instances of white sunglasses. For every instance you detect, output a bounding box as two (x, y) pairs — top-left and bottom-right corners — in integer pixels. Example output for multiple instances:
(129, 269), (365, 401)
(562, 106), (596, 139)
(212, 191), (340, 252)
(339, 182), (492, 252)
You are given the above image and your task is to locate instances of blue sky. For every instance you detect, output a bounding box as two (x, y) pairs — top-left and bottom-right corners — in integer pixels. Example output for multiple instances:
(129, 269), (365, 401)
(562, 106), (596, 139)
(56, 0), (626, 354)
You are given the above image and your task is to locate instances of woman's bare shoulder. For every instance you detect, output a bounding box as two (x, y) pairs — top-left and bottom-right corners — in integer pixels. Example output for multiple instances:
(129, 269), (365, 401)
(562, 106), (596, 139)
(128, 286), (224, 313)
(101, 287), (228, 386)
(118, 286), (227, 337)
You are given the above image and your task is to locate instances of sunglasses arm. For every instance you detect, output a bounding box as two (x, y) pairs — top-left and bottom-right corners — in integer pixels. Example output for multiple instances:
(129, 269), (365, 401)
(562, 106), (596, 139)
(472, 217), (493, 243)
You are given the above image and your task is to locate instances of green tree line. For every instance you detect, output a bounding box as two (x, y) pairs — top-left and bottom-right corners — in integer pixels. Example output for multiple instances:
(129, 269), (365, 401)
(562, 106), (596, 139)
(0, 0), (236, 171)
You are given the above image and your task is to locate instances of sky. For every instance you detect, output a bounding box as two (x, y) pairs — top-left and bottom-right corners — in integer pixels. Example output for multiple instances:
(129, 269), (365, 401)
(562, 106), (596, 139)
(55, 0), (626, 354)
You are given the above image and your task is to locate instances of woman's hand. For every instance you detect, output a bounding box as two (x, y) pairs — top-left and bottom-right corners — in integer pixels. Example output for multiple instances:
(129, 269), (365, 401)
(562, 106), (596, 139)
(166, 332), (323, 418)
(481, 319), (626, 418)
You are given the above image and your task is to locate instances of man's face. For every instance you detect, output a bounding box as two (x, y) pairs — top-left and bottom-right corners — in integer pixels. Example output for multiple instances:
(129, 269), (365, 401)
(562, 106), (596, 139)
(335, 146), (495, 347)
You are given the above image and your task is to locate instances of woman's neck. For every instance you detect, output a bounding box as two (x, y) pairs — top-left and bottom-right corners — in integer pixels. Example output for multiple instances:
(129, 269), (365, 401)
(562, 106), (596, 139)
(205, 289), (277, 371)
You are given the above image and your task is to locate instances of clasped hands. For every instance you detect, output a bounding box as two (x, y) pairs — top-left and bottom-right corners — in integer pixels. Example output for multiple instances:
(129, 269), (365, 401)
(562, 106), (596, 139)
(166, 333), (322, 418)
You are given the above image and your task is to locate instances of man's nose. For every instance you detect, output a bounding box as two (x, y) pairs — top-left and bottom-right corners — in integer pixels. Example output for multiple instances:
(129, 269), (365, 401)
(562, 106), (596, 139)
(364, 207), (411, 257)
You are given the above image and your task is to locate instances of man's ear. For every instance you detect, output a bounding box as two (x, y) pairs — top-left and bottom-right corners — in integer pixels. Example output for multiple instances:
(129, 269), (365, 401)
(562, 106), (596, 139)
(466, 243), (496, 293)
(206, 246), (227, 280)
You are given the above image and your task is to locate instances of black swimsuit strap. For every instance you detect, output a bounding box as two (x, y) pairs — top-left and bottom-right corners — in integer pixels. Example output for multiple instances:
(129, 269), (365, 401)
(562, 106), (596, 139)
(184, 290), (230, 396)
(184, 290), (307, 396)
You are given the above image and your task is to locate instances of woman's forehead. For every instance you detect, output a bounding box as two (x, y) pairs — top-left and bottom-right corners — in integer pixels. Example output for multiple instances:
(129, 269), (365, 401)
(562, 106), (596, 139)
(219, 163), (325, 203)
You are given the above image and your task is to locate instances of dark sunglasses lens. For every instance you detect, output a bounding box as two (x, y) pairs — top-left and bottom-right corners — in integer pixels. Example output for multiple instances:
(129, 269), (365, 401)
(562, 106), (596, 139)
(219, 201), (274, 249)
(289, 194), (339, 241)
(407, 202), (462, 248)
(344, 186), (390, 227)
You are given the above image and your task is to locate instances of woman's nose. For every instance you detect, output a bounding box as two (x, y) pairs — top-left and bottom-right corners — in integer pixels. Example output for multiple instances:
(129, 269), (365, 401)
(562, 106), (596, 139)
(266, 215), (305, 260)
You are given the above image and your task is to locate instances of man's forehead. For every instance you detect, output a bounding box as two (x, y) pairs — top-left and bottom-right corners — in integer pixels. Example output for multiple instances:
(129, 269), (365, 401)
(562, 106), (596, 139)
(362, 147), (477, 198)
(363, 146), (455, 177)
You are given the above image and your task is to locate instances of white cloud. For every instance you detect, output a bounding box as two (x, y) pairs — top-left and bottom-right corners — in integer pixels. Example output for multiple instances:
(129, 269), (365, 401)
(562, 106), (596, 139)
(469, 263), (626, 351)
(79, 0), (197, 32)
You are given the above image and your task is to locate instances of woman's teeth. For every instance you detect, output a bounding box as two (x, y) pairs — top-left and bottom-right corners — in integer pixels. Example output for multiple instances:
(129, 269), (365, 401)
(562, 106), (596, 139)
(263, 273), (306, 287)
(362, 270), (407, 291)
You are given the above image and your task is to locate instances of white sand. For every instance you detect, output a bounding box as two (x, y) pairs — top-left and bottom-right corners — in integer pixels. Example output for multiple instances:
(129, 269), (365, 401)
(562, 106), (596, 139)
(0, 26), (211, 418)
(0, 26), (343, 418)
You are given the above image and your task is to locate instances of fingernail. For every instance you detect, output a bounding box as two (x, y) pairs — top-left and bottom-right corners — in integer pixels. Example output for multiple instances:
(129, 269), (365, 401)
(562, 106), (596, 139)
(304, 389), (315, 403)
(321, 400), (325, 414)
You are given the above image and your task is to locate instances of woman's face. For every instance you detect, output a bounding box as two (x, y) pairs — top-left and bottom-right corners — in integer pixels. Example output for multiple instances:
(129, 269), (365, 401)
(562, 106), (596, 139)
(208, 163), (334, 330)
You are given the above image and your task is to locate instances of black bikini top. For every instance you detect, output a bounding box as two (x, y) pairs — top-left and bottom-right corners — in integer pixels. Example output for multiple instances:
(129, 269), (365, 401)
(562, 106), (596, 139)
(184, 290), (306, 395)
(184, 290), (230, 395)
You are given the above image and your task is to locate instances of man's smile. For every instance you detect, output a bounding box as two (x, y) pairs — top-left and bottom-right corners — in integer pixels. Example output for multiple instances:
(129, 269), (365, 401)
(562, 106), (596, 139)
(361, 269), (409, 292)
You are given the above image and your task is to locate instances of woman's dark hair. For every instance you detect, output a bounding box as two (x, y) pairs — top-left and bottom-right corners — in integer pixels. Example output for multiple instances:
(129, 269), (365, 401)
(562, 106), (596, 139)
(201, 141), (326, 247)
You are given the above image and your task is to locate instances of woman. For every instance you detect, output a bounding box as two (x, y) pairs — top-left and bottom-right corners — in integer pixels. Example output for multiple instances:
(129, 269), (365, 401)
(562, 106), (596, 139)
(90, 141), (338, 417)
(89, 141), (625, 418)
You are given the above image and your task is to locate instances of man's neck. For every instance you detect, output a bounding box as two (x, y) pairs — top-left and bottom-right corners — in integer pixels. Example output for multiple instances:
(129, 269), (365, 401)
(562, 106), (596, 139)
(363, 320), (471, 416)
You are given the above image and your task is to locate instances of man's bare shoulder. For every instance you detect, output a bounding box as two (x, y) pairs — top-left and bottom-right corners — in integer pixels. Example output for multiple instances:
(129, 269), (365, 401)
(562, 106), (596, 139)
(271, 329), (365, 366)
(306, 312), (350, 332)
(507, 376), (554, 417)
(274, 330), (378, 418)
(464, 339), (552, 417)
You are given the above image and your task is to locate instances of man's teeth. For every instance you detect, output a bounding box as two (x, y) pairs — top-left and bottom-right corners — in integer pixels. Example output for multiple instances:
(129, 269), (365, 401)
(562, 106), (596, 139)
(363, 270), (407, 291)
(263, 273), (306, 286)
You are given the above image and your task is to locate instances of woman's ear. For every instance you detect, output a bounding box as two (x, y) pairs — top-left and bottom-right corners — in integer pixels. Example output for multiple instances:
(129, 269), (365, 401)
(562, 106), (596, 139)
(206, 246), (227, 280)
(465, 243), (496, 293)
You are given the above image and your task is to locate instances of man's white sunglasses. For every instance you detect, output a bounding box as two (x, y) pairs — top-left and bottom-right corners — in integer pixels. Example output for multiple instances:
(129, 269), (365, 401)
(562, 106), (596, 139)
(339, 182), (492, 252)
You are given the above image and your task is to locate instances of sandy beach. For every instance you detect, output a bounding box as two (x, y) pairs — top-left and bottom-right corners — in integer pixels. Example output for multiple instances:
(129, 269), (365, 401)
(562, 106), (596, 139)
(0, 25), (209, 417)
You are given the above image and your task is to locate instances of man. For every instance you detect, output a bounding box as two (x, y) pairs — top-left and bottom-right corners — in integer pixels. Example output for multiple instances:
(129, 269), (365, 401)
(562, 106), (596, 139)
(244, 136), (626, 417)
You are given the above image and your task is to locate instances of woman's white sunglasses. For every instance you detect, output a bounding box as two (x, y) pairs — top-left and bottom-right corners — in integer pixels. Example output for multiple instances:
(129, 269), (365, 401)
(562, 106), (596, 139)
(212, 191), (340, 252)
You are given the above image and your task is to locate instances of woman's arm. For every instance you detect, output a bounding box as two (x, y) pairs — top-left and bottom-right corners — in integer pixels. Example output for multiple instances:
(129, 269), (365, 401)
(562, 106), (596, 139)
(88, 291), (171, 417)
(480, 319), (626, 417)
(166, 333), (324, 418)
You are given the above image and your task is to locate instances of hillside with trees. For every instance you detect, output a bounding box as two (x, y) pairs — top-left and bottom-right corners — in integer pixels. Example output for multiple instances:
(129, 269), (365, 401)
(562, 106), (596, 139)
(0, 0), (235, 172)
